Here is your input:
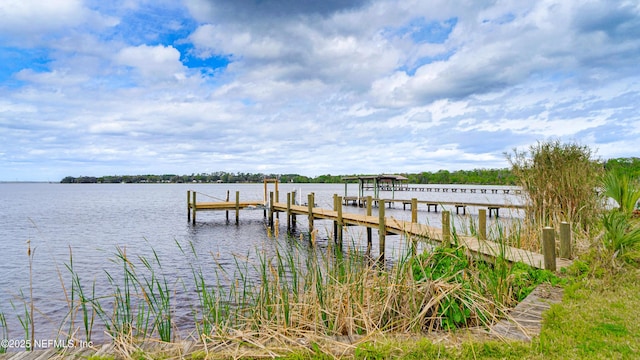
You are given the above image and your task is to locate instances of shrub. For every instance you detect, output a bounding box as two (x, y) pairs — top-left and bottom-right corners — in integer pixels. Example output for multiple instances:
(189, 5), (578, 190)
(506, 140), (604, 244)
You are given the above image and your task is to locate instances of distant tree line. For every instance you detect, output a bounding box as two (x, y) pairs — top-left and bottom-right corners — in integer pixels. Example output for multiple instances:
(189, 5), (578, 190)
(604, 157), (640, 180)
(58, 158), (640, 185)
(60, 169), (516, 184)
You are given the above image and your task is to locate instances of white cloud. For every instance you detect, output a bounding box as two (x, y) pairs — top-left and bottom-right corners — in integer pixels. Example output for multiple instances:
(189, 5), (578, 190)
(0, 0), (86, 33)
(1, 0), (640, 181)
(0, 0), (118, 45)
(115, 44), (187, 80)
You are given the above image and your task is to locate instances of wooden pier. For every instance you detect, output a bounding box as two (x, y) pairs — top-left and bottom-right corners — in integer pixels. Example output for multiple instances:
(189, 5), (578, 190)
(187, 178), (278, 224)
(341, 175), (522, 199)
(268, 193), (570, 270)
(342, 196), (524, 217)
(185, 180), (571, 271)
(187, 190), (265, 224)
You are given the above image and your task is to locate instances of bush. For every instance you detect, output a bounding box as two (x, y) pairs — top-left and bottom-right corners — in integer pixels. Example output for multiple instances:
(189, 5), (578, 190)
(506, 140), (604, 241)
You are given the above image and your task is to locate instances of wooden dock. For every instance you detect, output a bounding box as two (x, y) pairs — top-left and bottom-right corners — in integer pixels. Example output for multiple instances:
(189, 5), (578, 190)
(186, 181), (571, 271)
(270, 194), (571, 270)
(341, 175), (522, 200)
(187, 190), (265, 224)
(342, 196), (524, 217)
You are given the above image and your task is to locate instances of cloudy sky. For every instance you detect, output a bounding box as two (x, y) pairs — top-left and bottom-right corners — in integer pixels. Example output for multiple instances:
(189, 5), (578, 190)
(1, 0), (639, 181)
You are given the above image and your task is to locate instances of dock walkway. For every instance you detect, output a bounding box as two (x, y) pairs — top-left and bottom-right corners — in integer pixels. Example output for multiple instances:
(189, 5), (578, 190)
(271, 200), (571, 270)
(342, 196), (524, 217)
(186, 184), (571, 272)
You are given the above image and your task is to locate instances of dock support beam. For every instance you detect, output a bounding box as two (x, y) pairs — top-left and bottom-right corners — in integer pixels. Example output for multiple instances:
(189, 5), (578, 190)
(191, 191), (197, 225)
(543, 227), (556, 271)
(378, 199), (386, 262)
(411, 198), (417, 223)
(478, 209), (487, 241)
(291, 191), (297, 228)
(269, 191), (274, 228)
(286, 192), (291, 230)
(226, 190), (230, 221)
(333, 194), (343, 247)
(560, 222), (571, 259)
(235, 191), (240, 225)
(187, 190), (191, 222)
(308, 193), (314, 234)
(442, 211), (451, 246)
(366, 195), (372, 252)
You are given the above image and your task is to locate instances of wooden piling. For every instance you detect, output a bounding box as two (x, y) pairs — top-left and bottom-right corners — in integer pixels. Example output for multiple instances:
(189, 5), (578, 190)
(187, 190), (191, 222)
(366, 195), (372, 251)
(542, 227), (556, 271)
(442, 210), (451, 246)
(286, 192), (291, 230)
(226, 190), (230, 221)
(191, 191), (197, 225)
(560, 222), (571, 259)
(378, 199), (386, 261)
(333, 194), (343, 247)
(478, 209), (487, 241)
(275, 187), (279, 220)
(411, 198), (418, 255)
(333, 194), (338, 242)
(308, 193), (314, 233)
(235, 191), (240, 224)
(269, 191), (274, 228)
(411, 198), (418, 223)
(291, 190), (297, 228)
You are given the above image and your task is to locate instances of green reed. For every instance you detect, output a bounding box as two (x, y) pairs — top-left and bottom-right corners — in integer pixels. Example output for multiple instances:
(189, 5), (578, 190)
(0, 311), (7, 353)
(63, 246), (97, 343)
(3, 218), (561, 352)
(12, 291), (32, 351)
(138, 248), (173, 342)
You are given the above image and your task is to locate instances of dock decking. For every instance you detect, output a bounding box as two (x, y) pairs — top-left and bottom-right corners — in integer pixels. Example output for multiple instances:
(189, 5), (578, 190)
(187, 190), (266, 224)
(187, 187), (572, 272)
(342, 196), (524, 217)
(271, 199), (571, 270)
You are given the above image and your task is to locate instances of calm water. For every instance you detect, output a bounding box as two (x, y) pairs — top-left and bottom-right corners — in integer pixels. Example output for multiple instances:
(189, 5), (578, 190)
(0, 182), (521, 344)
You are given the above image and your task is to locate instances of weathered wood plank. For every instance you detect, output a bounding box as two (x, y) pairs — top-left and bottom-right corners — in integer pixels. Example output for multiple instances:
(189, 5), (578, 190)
(489, 284), (563, 341)
(273, 202), (572, 271)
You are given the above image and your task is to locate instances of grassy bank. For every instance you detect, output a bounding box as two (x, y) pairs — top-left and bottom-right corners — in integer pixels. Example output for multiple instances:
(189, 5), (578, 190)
(14, 259), (633, 360)
(0, 217), (563, 357)
(319, 267), (638, 360)
(1, 228), (638, 359)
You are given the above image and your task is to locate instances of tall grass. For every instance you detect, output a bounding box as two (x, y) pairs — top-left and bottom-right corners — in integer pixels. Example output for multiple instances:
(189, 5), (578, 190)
(11, 240), (36, 351)
(62, 246), (97, 343)
(2, 223), (559, 357)
(0, 311), (7, 354)
(507, 140), (603, 243)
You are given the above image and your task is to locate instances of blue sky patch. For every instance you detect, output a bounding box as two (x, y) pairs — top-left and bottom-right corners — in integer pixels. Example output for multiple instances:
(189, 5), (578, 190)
(174, 43), (230, 71)
(401, 49), (455, 75)
(384, 17), (457, 44)
(0, 46), (50, 85)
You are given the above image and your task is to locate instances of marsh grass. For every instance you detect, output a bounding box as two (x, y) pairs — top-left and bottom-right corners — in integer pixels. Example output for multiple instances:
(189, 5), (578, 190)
(0, 311), (7, 354)
(10, 240), (36, 351)
(507, 140), (603, 250)
(62, 246), (97, 343)
(3, 219), (560, 358)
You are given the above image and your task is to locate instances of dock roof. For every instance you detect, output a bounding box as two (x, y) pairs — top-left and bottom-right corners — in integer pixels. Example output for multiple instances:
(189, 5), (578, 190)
(342, 174), (408, 181)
